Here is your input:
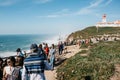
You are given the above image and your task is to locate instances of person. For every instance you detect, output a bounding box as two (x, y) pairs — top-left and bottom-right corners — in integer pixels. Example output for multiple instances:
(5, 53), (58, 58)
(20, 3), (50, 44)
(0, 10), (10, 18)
(39, 44), (43, 50)
(2, 59), (7, 69)
(42, 43), (46, 49)
(38, 44), (47, 60)
(0, 57), (3, 80)
(16, 48), (24, 57)
(16, 56), (24, 67)
(58, 42), (64, 55)
(3, 56), (21, 80)
(16, 56), (24, 78)
(44, 43), (49, 57)
(22, 43), (51, 80)
(49, 44), (56, 70)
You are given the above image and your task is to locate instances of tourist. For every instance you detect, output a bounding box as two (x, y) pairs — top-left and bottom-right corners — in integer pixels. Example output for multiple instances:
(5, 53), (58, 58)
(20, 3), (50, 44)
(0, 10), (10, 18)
(44, 43), (49, 57)
(3, 56), (21, 80)
(22, 43), (51, 80)
(2, 59), (7, 69)
(38, 44), (47, 60)
(16, 48), (24, 57)
(49, 44), (56, 70)
(16, 56), (24, 79)
(58, 42), (64, 55)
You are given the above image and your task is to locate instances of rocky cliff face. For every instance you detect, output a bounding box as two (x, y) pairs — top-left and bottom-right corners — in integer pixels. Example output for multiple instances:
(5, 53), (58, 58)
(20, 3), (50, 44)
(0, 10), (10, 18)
(66, 26), (120, 42)
(66, 33), (74, 42)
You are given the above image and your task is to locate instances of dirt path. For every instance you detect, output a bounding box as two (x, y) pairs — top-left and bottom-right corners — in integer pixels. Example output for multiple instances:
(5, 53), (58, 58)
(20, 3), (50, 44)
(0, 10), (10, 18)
(45, 45), (81, 80)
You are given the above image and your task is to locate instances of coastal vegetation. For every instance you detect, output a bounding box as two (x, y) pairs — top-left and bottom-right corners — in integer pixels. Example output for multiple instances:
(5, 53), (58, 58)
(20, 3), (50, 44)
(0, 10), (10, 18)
(57, 26), (120, 80)
(67, 26), (120, 39)
(57, 40), (120, 80)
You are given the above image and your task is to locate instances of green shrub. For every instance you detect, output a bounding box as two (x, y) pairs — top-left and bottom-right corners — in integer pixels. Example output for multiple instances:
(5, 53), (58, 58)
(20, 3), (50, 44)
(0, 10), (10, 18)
(57, 41), (120, 80)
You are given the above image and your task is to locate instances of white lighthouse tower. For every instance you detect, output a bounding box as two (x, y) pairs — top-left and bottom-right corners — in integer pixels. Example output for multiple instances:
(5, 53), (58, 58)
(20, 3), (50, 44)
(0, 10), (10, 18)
(102, 14), (107, 23)
(96, 14), (120, 27)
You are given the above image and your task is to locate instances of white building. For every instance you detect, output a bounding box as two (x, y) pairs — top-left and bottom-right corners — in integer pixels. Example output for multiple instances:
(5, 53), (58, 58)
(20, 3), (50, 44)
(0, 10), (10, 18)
(96, 14), (120, 27)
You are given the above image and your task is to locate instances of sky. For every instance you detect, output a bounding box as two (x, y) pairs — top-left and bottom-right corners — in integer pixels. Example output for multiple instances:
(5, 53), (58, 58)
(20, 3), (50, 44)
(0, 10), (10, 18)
(0, 0), (120, 35)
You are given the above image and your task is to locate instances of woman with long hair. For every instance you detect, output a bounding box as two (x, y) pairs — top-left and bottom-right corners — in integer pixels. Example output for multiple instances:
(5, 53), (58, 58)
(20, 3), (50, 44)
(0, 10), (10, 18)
(3, 56), (21, 80)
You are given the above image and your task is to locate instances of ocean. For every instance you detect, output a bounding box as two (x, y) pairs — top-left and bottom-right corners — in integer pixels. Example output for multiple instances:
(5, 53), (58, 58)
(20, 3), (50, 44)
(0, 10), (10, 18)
(0, 34), (60, 57)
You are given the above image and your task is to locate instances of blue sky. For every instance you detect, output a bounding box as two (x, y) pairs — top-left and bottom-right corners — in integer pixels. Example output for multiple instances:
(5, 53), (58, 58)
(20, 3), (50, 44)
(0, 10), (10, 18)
(0, 0), (120, 35)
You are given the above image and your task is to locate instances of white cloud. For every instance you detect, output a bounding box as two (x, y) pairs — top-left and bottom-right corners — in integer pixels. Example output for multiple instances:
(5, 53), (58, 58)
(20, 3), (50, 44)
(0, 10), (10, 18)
(76, 0), (102, 15)
(109, 14), (120, 19)
(37, 14), (65, 18)
(37, 9), (71, 18)
(34, 0), (52, 4)
(0, 0), (19, 6)
(0, 0), (53, 6)
(76, 7), (93, 15)
(89, 0), (104, 8)
(104, 0), (112, 6)
(47, 15), (60, 18)
(38, 14), (60, 18)
(37, 0), (113, 18)
(54, 9), (69, 14)
(89, 0), (112, 8)
(76, 0), (112, 15)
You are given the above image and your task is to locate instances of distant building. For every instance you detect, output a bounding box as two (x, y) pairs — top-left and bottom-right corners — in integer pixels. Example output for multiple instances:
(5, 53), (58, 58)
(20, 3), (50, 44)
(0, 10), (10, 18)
(96, 14), (120, 27)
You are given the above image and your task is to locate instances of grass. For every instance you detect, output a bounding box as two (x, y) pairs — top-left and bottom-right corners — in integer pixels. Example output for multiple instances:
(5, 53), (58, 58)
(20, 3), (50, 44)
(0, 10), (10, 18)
(67, 26), (120, 40)
(57, 41), (120, 80)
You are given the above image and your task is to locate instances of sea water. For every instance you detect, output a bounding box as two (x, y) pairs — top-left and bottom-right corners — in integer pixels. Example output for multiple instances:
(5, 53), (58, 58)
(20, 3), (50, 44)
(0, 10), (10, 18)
(0, 34), (60, 57)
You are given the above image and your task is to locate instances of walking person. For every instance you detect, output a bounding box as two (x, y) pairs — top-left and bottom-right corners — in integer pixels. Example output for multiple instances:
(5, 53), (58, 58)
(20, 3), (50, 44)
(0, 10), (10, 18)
(22, 43), (51, 80)
(58, 42), (64, 55)
(49, 44), (56, 70)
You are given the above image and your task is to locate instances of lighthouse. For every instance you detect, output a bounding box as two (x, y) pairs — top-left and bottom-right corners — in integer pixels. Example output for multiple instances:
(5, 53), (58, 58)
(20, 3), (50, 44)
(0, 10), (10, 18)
(96, 14), (120, 27)
(102, 14), (107, 23)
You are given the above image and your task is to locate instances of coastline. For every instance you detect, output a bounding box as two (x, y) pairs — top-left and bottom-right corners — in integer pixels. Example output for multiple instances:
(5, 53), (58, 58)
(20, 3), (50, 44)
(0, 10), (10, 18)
(0, 34), (63, 57)
(0, 34), (76, 80)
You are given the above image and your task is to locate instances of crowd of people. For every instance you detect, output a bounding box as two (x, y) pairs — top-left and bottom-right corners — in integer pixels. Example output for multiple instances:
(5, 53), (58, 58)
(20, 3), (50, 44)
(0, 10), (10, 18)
(0, 42), (65, 80)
